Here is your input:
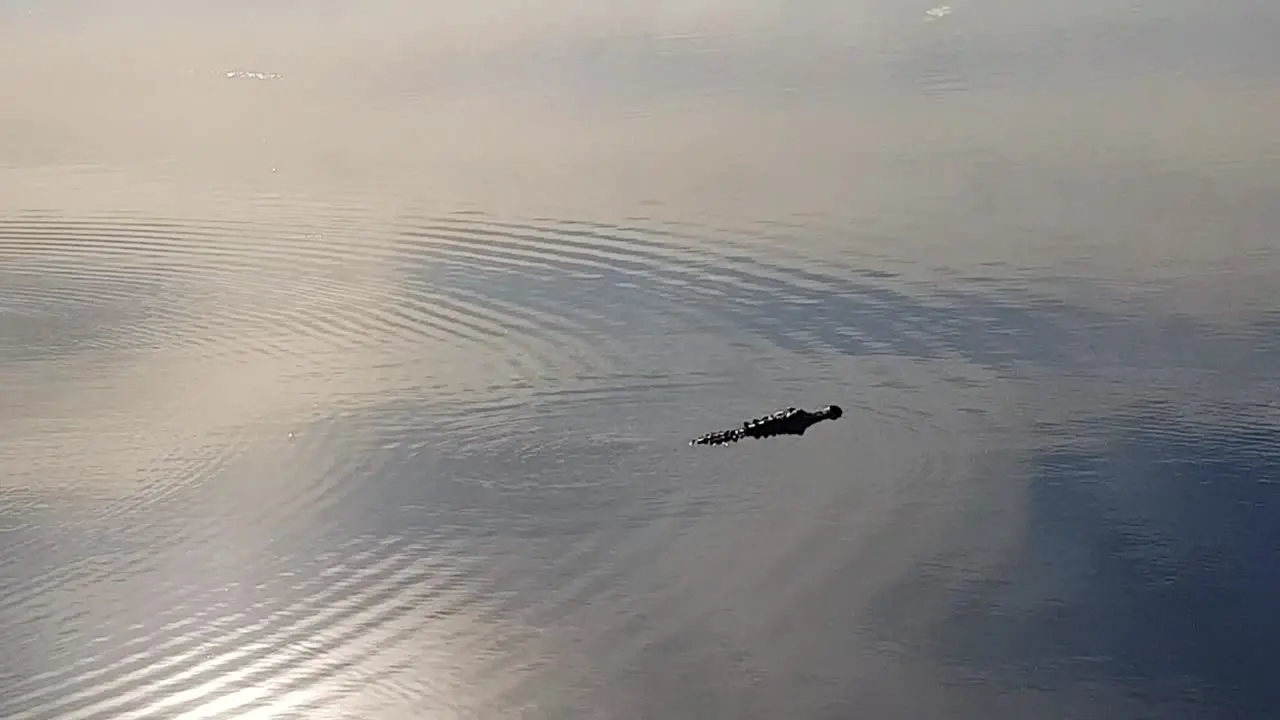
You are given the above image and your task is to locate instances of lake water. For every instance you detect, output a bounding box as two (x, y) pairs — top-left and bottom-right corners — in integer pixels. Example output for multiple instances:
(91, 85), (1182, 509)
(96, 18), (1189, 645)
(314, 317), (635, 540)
(2, 2), (1278, 718)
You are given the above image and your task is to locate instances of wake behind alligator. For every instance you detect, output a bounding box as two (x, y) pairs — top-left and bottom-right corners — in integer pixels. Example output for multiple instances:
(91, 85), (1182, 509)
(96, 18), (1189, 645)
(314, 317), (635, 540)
(690, 405), (843, 446)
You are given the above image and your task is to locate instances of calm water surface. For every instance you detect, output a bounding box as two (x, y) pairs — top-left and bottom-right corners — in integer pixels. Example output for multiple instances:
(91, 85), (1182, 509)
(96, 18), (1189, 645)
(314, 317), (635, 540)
(2, 1), (1278, 718)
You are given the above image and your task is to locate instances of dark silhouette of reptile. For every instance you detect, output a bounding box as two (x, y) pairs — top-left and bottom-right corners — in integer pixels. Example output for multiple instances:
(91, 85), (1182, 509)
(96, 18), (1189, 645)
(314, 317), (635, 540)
(690, 405), (843, 446)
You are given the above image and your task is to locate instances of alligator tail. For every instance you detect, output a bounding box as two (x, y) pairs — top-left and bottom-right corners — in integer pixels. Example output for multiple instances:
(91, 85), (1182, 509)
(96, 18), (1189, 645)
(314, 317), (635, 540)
(690, 428), (747, 446)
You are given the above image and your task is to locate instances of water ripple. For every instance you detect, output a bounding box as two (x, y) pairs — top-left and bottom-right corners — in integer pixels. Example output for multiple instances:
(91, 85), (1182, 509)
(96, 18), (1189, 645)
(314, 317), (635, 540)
(2, 202), (1232, 718)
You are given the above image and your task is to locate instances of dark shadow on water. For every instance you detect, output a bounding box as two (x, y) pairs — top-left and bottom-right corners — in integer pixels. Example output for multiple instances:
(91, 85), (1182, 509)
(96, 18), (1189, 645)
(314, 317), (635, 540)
(919, 405), (1280, 715)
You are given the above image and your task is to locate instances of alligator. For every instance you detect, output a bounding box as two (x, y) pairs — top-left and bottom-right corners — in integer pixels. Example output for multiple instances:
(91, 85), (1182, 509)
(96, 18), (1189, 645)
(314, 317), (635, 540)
(690, 405), (843, 446)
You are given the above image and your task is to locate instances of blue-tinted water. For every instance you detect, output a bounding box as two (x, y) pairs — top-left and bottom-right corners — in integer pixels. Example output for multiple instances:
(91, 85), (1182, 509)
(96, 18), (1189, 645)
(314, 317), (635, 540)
(2, 2), (1277, 718)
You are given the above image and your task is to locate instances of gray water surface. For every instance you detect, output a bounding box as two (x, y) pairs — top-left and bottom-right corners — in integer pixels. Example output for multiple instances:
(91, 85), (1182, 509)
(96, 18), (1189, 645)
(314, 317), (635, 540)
(2, 2), (1278, 718)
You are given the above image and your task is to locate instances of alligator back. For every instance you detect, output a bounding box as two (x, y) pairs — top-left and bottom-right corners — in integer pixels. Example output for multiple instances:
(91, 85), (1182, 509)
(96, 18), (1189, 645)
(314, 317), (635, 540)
(742, 407), (802, 435)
